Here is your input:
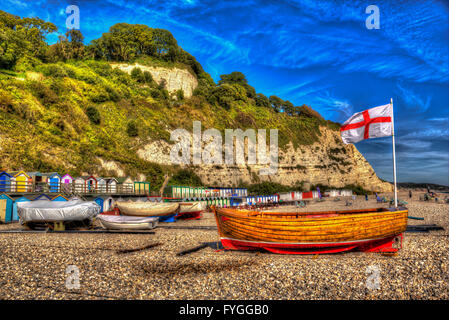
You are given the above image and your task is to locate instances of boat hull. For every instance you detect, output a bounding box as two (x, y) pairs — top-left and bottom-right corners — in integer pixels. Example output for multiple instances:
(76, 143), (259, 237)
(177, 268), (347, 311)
(213, 207), (408, 254)
(98, 215), (158, 230)
(220, 234), (403, 254)
(176, 202), (204, 220)
(116, 202), (179, 217)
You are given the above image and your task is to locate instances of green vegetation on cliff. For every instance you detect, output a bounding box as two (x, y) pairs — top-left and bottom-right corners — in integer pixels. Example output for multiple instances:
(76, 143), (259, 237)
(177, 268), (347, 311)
(0, 10), (340, 190)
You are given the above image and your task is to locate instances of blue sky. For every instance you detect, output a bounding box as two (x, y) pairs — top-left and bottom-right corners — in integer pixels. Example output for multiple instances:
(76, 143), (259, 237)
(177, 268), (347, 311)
(3, 0), (449, 185)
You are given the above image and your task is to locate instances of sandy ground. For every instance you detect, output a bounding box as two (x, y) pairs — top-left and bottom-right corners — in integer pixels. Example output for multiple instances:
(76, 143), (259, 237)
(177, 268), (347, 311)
(0, 191), (447, 300)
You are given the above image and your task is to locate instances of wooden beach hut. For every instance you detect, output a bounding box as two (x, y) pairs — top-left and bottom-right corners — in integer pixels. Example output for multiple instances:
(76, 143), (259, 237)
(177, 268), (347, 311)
(94, 196), (106, 212)
(134, 181), (150, 195)
(60, 174), (73, 193)
(0, 171), (12, 192)
(85, 175), (98, 193)
(0, 193), (14, 223)
(117, 177), (134, 193)
(102, 196), (115, 212)
(51, 194), (68, 202)
(12, 195), (31, 221)
(48, 173), (61, 193)
(106, 178), (117, 193)
(97, 178), (107, 193)
(13, 171), (31, 193)
(73, 177), (86, 193)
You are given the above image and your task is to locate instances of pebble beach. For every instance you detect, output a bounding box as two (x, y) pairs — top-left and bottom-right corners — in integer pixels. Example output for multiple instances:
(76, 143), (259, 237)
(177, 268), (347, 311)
(0, 191), (447, 300)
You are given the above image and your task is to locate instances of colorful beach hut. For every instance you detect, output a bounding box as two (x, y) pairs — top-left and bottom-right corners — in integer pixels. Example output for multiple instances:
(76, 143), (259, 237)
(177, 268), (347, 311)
(12, 195), (31, 221)
(93, 196), (114, 212)
(51, 194), (68, 202)
(134, 181), (150, 194)
(61, 174), (73, 193)
(48, 173), (61, 193)
(85, 175), (97, 193)
(0, 193), (13, 223)
(0, 171), (12, 192)
(13, 171), (31, 192)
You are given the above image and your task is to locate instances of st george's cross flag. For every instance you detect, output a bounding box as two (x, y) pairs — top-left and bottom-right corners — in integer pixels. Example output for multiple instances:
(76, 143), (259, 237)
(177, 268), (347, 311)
(340, 104), (393, 144)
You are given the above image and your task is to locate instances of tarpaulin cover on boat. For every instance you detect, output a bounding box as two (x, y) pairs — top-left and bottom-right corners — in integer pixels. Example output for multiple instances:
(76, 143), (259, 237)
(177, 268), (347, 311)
(17, 200), (100, 222)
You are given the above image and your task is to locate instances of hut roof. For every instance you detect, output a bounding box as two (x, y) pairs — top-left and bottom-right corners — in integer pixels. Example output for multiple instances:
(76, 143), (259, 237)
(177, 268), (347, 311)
(32, 194), (52, 201)
(0, 171), (12, 178)
(13, 171), (31, 178)
(51, 194), (68, 201)
(0, 193), (14, 201)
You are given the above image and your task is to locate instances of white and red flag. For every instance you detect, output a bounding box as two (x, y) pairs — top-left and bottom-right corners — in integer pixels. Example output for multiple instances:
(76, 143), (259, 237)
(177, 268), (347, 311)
(340, 104), (393, 144)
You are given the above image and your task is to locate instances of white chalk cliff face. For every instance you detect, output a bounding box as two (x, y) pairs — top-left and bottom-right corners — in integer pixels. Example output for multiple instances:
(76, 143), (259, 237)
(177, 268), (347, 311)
(108, 65), (391, 192)
(110, 63), (198, 97)
(136, 126), (393, 192)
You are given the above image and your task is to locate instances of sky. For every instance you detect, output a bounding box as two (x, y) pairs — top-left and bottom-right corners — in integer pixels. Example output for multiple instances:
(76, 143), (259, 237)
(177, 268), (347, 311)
(2, 0), (449, 185)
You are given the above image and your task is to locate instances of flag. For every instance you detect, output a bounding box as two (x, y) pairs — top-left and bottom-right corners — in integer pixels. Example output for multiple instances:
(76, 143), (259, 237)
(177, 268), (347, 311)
(340, 104), (392, 144)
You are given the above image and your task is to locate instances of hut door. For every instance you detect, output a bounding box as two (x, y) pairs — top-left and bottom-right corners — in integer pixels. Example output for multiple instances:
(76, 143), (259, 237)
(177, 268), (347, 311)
(0, 176), (8, 192)
(16, 176), (27, 192)
(0, 199), (6, 222)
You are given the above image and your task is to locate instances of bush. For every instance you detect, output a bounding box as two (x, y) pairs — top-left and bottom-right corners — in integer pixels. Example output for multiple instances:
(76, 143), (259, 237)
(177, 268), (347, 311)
(86, 106), (101, 124)
(168, 169), (203, 186)
(29, 82), (59, 105)
(126, 120), (139, 137)
(143, 71), (153, 84)
(131, 67), (143, 81)
(175, 89), (184, 101)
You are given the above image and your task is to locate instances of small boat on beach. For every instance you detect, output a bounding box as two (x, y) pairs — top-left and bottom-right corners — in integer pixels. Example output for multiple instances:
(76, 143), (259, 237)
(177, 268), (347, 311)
(18, 200), (100, 223)
(212, 206), (408, 254)
(176, 202), (204, 220)
(115, 201), (179, 222)
(17, 200), (100, 230)
(97, 215), (158, 230)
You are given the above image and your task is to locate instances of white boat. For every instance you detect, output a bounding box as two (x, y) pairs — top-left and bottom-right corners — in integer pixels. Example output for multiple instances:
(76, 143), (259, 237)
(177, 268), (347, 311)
(177, 202), (204, 219)
(17, 200), (100, 222)
(116, 201), (179, 217)
(97, 215), (158, 230)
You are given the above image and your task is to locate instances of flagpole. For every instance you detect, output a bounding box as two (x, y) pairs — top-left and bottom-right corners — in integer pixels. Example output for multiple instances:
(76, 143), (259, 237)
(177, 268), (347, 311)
(391, 97), (398, 208)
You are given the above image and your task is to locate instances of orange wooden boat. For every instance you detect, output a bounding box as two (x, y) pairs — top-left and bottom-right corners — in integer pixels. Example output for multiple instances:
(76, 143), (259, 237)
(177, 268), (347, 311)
(212, 206), (408, 254)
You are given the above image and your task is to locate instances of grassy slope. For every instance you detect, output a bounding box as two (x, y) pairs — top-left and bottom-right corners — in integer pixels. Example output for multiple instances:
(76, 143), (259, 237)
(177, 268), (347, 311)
(0, 59), (339, 190)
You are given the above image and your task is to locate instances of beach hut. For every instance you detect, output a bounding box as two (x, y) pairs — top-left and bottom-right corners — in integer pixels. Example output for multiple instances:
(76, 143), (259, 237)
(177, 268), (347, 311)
(73, 177), (86, 193)
(32, 194), (51, 201)
(51, 194), (68, 202)
(13, 171), (31, 193)
(85, 175), (97, 193)
(12, 195), (31, 221)
(0, 171), (12, 192)
(102, 196), (115, 212)
(48, 173), (61, 193)
(61, 174), (73, 193)
(134, 181), (150, 195)
(117, 177), (134, 193)
(106, 178), (117, 193)
(0, 193), (14, 223)
(94, 196), (106, 212)
(97, 178), (107, 193)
